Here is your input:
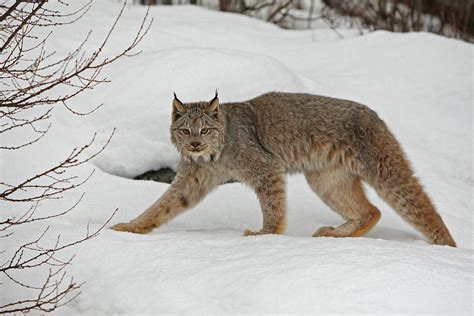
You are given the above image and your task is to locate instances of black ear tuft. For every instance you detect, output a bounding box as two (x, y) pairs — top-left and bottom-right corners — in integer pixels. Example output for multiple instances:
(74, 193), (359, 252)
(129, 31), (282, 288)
(172, 92), (187, 113)
(205, 91), (219, 114)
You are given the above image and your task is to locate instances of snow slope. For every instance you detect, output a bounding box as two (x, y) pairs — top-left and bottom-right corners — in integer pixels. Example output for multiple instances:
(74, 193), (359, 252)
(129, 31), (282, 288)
(1, 1), (473, 314)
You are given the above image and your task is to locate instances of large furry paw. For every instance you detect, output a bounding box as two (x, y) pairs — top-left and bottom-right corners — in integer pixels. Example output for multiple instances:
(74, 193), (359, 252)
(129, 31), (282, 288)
(243, 228), (273, 236)
(109, 222), (154, 234)
(312, 226), (337, 237)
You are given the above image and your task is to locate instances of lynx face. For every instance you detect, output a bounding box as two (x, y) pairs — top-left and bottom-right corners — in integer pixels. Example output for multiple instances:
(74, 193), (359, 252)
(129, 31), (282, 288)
(170, 93), (224, 162)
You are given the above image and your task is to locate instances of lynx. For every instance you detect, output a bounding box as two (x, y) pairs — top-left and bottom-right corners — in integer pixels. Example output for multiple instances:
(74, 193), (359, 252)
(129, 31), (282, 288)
(110, 92), (456, 247)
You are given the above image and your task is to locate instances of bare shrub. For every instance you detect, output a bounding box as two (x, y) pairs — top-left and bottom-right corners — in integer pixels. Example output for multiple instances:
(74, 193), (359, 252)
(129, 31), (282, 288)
(323, 0), (473, 42)
(0, 0), (151, 312)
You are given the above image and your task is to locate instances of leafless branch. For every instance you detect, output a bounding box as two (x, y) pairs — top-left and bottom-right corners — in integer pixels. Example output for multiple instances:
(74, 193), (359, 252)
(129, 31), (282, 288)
(0, 0), (151, 313)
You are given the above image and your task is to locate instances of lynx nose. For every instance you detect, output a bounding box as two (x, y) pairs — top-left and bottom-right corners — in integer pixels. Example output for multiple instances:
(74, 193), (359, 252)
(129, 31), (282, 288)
(190, 142), (201, 148)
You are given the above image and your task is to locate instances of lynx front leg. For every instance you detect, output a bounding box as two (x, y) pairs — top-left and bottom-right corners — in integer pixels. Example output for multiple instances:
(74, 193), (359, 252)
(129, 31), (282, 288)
(109, 189), (186, 234)
(244, 172), (287, 236)
(110, 165), (219, 234)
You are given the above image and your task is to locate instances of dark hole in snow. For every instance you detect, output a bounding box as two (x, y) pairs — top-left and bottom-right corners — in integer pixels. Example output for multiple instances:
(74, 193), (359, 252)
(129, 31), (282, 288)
(134, 167), (237, 184)
(134, 167), (176, 183)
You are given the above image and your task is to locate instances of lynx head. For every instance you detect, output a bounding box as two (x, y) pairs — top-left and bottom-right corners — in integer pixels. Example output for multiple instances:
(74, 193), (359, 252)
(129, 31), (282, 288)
(170, 91), (225, 163)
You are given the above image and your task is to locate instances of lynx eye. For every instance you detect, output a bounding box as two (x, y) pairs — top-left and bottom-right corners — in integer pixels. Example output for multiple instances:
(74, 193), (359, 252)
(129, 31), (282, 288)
(200, 128), (209, 135)
(181, 128), (190, 135)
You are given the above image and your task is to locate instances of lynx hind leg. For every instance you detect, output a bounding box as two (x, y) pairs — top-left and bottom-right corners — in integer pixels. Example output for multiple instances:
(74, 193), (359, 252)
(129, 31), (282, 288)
(305, 169), (381, 238)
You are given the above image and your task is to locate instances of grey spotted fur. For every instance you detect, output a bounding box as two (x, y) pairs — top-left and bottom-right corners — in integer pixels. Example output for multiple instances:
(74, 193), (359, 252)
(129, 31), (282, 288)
(111, 92), (456, 247)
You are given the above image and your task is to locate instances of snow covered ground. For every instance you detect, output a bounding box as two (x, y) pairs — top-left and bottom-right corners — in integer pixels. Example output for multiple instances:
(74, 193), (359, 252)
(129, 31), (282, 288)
(2, 1), (473, 314)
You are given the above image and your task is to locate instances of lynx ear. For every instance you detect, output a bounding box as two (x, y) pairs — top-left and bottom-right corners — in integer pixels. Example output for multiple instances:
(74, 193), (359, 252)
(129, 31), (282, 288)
(172, 92), (187, 113)
(205, 90), (219, 113)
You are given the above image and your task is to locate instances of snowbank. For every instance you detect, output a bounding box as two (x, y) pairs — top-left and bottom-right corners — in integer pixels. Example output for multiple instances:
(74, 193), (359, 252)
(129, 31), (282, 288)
(64, 231), (473, 314)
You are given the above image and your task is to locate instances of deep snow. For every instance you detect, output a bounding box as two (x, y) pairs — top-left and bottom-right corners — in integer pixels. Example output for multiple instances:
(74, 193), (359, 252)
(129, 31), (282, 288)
(1, 1), (473, 314)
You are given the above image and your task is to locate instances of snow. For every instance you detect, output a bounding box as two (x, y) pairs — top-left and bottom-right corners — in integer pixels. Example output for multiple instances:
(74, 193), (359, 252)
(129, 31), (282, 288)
(63, 233), (474, 314)
(1, 1), (473, 314)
